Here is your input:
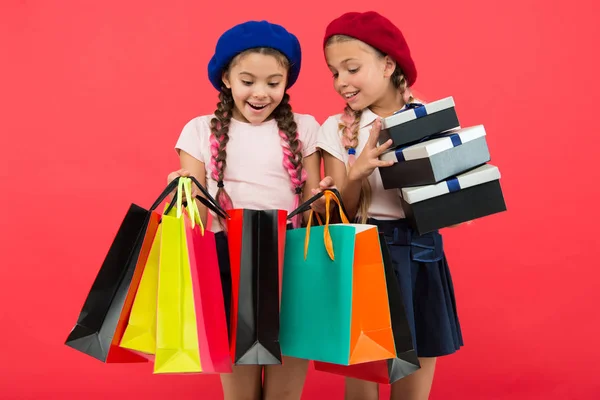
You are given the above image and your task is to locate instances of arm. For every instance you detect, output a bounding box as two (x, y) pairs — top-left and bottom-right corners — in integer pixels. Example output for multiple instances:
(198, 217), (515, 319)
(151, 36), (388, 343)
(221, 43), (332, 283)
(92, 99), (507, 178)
(321, 151), (362, 220)
(339, 175), (363, 222)
(168, 117), (213, 226)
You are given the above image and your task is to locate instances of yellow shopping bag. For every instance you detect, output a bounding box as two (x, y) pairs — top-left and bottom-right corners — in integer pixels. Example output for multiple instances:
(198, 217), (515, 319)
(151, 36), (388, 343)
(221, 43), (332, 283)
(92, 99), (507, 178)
(154, 178), (204, 374)
(118, 208), (168, 357)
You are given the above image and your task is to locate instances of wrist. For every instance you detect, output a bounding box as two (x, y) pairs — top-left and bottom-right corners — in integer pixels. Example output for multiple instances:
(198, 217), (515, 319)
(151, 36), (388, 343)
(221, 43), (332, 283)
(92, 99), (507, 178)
(347, 165), (362, 183)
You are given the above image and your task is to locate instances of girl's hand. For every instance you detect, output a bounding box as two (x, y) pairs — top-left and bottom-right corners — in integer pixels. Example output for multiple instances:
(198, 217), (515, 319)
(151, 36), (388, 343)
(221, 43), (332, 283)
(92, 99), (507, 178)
(347, 118), (395, 182)
(167, 168), (199, 200)
(309, 176), (336, 215)
(448, 220), (474, 228)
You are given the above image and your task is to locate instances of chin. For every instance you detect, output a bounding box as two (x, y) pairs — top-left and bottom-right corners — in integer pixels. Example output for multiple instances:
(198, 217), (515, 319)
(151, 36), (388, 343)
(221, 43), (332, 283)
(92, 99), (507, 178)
(346, 101), (366, 112)
(339, 95), (366, 111)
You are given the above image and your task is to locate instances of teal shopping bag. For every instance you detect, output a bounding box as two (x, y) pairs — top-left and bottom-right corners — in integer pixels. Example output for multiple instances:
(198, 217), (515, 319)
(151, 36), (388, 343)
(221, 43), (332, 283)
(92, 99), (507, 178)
(280, 190), (396, 365)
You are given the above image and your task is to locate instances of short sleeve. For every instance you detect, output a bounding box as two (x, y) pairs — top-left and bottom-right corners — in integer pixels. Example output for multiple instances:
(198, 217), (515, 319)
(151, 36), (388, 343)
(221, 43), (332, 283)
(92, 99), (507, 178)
(316, 115), (345, 162)
(295, 113), (320, 157)
(174, 116), (210, 163)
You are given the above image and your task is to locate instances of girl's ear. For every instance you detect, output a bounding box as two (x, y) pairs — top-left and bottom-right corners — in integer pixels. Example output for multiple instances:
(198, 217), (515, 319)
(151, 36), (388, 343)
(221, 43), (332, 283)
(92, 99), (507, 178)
(222, 72), (231, 89)
(383, 56), (397, 79)
(402, 85), (413, 104)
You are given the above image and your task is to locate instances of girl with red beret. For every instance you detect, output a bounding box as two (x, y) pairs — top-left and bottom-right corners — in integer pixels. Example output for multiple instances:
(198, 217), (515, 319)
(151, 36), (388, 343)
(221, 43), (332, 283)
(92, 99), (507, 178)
(316, 11), (463, 400)
(167, 20), (323, 400)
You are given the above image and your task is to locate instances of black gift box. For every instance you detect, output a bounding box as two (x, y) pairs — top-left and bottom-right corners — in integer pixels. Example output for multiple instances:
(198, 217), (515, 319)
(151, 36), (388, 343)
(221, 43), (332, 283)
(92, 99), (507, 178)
(378, 97), (460, 148)
(379, 125), (491, 189)
(400, 164), (507, 235)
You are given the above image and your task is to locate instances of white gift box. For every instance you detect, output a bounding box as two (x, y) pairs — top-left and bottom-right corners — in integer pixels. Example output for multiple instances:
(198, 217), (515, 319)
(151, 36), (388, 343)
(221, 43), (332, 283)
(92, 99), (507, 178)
(379, 125), (491, 189)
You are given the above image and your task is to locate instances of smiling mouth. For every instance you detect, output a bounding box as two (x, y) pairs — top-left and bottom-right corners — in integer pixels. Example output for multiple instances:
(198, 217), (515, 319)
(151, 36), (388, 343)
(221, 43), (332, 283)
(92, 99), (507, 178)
(247, 102), (269, 110)
(343, 91), (359, 99)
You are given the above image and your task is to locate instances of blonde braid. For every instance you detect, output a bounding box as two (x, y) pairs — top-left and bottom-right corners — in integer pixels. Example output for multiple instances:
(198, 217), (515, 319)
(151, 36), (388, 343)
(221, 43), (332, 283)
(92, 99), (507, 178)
(339, 105), (372, 223)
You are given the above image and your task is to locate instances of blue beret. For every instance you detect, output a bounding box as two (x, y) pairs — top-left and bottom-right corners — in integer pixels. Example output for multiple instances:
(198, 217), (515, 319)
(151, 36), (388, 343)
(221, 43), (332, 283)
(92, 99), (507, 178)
(207, 20), (302, 91)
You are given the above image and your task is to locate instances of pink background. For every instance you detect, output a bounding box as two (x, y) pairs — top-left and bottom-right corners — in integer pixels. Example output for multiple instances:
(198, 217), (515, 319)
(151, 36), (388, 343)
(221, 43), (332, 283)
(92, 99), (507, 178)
(1, 0), (599, 398)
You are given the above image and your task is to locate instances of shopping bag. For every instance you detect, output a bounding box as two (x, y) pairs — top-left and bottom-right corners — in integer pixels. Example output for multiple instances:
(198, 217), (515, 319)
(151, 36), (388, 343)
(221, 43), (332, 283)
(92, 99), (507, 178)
(118, 209), (167, 358)
(280, 190), (396, 365)
(154, 177), (231, 374)
(227, 208), (288, 365)
(314, 232), (420, 383)
(186, 204), (231, 373)
(64, 179), (180, 363)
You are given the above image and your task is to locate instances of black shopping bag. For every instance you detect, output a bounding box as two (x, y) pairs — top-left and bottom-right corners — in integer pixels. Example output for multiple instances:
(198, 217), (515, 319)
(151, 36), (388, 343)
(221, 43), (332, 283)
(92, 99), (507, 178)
(226, 209), (288, 365)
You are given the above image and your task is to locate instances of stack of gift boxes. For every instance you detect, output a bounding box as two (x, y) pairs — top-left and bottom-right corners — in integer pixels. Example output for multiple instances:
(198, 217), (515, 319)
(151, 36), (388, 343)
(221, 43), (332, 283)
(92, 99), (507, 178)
(378, 97), (507, 235)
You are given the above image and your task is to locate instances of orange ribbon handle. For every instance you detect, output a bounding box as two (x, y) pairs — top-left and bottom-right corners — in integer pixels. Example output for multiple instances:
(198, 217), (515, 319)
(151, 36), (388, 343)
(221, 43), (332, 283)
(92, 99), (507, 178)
(303, 189), (350, 261)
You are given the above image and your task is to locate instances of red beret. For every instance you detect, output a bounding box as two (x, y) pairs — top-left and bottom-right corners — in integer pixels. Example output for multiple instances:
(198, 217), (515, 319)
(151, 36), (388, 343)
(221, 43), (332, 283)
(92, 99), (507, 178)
(324, 11), (417, 87)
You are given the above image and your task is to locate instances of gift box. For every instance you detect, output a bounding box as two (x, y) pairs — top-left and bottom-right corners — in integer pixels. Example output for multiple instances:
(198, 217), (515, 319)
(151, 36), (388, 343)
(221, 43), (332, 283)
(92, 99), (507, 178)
(379, 125), (490, 189)
(378, 97), (460, 148)
(400, 164), (507, 235)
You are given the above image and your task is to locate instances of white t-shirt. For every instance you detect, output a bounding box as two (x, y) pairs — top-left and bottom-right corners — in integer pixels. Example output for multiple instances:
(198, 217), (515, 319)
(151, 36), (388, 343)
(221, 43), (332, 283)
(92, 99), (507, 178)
(175, 113), (320, 232)
(316, 107), (405, 220)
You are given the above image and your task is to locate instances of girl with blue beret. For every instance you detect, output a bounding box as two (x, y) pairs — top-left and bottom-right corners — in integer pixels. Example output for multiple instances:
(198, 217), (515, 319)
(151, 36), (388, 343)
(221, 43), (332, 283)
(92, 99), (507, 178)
(168, 20), (324, 400)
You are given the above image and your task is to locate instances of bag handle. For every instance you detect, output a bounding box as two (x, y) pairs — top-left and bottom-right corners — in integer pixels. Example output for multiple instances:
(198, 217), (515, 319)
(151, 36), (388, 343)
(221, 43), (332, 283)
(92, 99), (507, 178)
(164, 176), (229, 220)
(163, 177), (207, 234)
(287, 188), (349, 221)
(187, 175), (230, 219)
(288, 189), (350, 261)
(149, 177), (182, 212)
(179, 177), (205, 235)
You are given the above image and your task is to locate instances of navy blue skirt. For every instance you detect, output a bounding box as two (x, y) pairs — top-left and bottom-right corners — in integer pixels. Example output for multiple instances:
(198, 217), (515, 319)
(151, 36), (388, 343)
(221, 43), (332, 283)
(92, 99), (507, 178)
(368, 218), (463, 358)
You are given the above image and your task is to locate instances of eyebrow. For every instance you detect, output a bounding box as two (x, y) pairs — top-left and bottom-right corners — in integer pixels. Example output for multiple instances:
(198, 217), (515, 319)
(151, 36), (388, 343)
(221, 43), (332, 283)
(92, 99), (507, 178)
(327, 58), (359, 68)
(239, 71), (284, 78)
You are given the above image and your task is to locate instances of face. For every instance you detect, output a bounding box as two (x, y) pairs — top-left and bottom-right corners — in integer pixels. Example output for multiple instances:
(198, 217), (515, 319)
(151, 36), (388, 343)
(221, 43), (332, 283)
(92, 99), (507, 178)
(325, 39), (396, 111)
(222, 52), (288, 125)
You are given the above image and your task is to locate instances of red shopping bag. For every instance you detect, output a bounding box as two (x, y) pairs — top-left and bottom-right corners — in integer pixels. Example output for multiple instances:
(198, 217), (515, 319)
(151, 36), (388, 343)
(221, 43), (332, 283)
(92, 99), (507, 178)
(186, 219), (232, 373)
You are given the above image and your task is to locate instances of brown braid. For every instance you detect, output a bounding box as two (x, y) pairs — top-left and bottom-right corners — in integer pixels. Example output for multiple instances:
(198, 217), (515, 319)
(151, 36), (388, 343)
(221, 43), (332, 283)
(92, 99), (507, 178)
(273, 92), (308, 228)
(209, 87), (234, 229)
(274, 93), (305, 191)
